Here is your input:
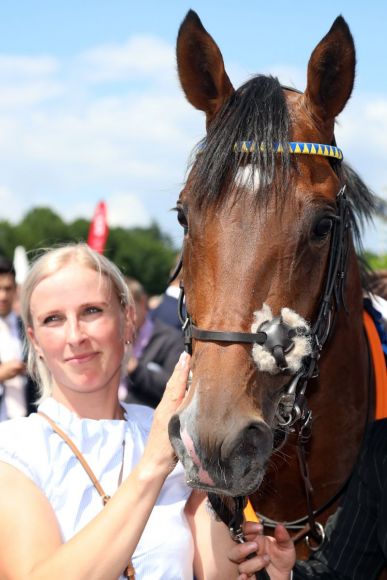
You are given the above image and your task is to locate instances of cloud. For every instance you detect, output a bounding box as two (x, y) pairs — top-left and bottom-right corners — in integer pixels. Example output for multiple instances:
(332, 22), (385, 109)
(107, 193), (152, 227)
(0, 55), (58, 78)
(0, 185), (26, 222)
(59, 192), (151, 228)
(0, 55), (62, 108)
(79, 36), (175, 84)
(0, 37), (383, 254)
(337, 93), (387, 194)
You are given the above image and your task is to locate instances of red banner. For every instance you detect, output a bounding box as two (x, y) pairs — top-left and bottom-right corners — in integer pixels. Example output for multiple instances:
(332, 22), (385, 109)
(87, 201), (109, 254)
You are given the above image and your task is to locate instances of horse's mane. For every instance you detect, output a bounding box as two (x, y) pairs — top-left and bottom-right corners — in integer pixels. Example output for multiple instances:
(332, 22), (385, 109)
(188, 74), (375, 280)
(342, 162), (375, 290)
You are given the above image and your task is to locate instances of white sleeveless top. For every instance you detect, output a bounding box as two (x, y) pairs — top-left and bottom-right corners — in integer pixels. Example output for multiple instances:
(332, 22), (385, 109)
(0, 398), (194, 579)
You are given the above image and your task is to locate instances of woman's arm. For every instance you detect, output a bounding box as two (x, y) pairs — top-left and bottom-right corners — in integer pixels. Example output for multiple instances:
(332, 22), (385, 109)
(0, 353), (190, 580)
(185, 490), (240, 579)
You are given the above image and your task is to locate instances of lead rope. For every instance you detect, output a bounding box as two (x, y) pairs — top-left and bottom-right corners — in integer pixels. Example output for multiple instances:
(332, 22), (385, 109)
(207, 494), (270, 580)
(38, 411), (135, 580)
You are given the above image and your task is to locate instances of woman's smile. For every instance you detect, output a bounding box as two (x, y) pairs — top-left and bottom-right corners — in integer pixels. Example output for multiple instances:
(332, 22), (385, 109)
(65, 352), (100, 364)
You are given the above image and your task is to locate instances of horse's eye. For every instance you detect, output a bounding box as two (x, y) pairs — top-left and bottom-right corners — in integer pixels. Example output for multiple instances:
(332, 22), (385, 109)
(312, 216), (335, 240)
(176, 207), (188, 231)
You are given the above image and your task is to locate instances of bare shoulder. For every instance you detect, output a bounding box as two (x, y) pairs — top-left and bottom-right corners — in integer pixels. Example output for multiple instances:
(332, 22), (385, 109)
(0, 461), (62, 578)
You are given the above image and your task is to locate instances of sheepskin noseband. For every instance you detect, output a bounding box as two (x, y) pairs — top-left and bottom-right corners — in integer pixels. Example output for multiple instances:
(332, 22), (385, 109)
(251, 303), (312, 375)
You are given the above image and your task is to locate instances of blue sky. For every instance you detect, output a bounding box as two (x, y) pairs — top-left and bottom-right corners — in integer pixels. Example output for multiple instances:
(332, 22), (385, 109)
(0, 1), (385, 252)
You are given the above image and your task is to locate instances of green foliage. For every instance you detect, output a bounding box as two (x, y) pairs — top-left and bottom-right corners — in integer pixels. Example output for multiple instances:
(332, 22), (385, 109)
(363, 251), (387, 270)
(0, 220), (18, 259)
(107, 223), (176, 295)
(0, 207), (177, 295)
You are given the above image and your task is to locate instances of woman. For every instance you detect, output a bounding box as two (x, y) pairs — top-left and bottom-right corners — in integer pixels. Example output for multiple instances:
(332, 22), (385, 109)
(0, 243), (237, 579)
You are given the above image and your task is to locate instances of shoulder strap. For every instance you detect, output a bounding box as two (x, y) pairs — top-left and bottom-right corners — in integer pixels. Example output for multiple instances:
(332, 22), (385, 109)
(37, 410), (135, 579)
(38, 411), (109, 502)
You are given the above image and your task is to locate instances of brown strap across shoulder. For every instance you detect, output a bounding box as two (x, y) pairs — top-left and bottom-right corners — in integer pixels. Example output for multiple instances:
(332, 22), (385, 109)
(38, 411), (135, 579)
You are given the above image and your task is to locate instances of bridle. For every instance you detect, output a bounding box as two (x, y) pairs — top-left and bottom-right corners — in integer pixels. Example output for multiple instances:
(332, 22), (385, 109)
(171, 87), (353, 557)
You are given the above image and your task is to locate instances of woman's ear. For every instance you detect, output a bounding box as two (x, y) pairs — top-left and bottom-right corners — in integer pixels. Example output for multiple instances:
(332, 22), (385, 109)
(27, 326), (43, 359)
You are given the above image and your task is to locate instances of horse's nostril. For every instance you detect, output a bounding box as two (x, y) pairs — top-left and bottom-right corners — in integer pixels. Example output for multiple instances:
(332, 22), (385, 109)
(241, 422), (273, 457)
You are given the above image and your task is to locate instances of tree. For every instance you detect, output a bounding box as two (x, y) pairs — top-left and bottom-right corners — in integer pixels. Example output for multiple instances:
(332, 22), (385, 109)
(107, 223), (176, 295)
(0, 220), (18, 259)
(0, 208), (177, 295)
(14, 207), (70, 251)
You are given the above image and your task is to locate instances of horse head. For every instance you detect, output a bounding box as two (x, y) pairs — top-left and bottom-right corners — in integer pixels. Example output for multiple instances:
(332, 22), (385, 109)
(169, 11), (364, 498)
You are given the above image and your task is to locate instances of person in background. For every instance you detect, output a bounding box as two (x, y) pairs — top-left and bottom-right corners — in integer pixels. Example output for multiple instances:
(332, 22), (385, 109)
(0, 256), (37, 420)
(150, 253), (185, 331)
(0, 243), (239, 579)
(125, 278), (184, 408)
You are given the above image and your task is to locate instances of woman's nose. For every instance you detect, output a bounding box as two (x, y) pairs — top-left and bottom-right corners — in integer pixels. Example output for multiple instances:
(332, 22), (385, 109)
(66, 320), (87, 344)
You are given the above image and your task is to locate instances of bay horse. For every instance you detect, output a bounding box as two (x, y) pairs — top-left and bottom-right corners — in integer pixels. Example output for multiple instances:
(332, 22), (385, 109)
(168, 9), (380, 553)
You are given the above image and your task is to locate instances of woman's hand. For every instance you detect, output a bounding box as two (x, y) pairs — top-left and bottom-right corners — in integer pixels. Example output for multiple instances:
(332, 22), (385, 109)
(142, 352), (190, 473)
(228, 522), (296, 580)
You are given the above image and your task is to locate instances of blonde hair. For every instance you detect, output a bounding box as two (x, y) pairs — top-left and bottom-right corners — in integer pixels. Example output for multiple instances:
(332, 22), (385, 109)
(20, 243), (133, 399)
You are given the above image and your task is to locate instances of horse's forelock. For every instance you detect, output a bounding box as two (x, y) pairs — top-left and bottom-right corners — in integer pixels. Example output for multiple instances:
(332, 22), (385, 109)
(188, 75), (292, 208)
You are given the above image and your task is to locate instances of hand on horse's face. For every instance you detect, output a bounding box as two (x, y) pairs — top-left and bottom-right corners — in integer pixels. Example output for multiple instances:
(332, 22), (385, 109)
(143, 353), (190, 473)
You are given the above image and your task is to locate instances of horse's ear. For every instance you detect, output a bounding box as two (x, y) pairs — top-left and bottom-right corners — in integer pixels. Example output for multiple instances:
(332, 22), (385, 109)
(176, 10), (235, 125)
(305, 16), (355, 123)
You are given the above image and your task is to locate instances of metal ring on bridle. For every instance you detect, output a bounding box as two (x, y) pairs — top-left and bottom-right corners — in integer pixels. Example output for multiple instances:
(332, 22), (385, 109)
(305, 522), (326, 551)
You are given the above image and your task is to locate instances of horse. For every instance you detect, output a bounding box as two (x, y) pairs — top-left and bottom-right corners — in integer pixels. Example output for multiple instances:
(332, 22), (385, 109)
(168, 9), (382, 555)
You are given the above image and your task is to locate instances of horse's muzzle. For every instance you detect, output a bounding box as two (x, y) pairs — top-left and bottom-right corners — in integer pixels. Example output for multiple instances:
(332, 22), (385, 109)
(169, 413), (273, 496)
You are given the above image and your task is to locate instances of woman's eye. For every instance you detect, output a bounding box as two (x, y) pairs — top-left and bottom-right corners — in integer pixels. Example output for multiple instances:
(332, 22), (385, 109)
(84, 306), (102, 315)
(43, 314), (61, 325)
(312, 217), (335, 240)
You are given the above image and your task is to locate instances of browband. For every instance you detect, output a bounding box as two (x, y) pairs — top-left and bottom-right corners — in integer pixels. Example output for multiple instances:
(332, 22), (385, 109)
(234, 141), (343, 161)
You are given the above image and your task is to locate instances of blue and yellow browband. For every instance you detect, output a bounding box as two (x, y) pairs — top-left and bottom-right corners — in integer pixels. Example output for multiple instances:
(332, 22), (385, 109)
(234, 141), (343, 161)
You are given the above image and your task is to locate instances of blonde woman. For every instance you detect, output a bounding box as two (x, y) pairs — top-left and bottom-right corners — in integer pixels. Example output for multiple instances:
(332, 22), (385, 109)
(0, 244), (237, 580)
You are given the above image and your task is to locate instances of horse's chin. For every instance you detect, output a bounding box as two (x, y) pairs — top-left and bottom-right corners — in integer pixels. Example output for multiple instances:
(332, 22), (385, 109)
(185, 477), (264, 498)
(178, 456), (266, 497)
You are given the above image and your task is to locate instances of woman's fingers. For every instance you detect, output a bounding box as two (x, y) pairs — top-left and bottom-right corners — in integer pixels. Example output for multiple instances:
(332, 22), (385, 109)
(238, 553), (270, 576)
(243, 521), (263, 540)
(163, 352), (191, 405)
(274, 523), (293, 547)
(228, 541), (259, 564)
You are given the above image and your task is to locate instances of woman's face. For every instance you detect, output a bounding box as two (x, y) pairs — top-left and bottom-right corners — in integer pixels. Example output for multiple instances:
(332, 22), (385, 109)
(28, 264), (134, 398)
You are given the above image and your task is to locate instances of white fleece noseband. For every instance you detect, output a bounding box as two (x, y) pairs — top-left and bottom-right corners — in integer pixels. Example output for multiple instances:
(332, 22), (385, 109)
(251, 303), (312, 375)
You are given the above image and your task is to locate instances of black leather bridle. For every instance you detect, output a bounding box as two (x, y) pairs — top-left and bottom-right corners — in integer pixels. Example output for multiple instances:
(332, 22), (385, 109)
(170, 87), (353, 562)
(172, 183), (351, 553)
(175, 185), (350, 428)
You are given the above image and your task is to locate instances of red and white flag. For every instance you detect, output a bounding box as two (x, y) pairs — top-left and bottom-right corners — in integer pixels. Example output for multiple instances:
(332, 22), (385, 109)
(87, 201), (109, 253)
